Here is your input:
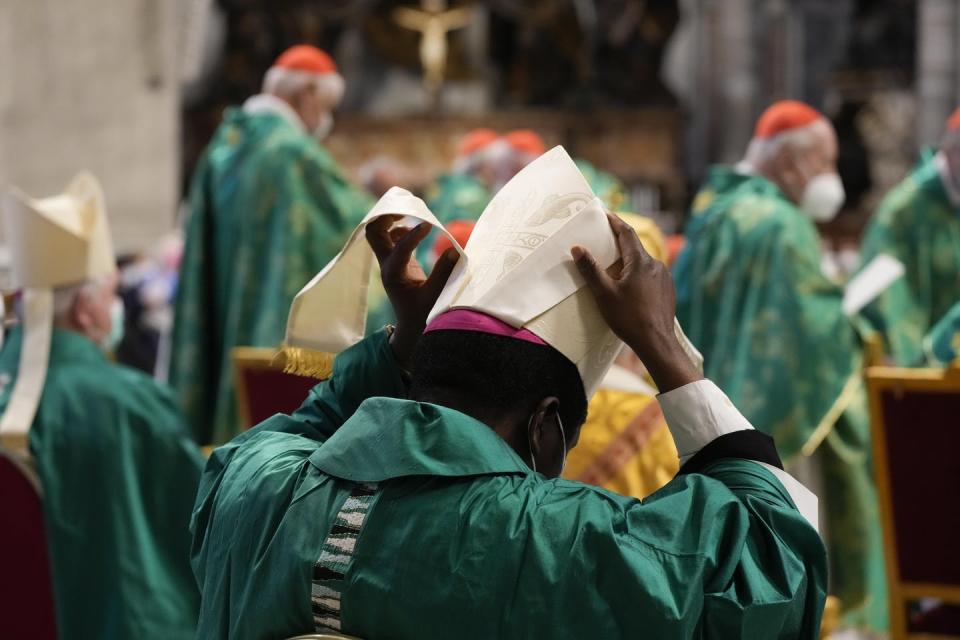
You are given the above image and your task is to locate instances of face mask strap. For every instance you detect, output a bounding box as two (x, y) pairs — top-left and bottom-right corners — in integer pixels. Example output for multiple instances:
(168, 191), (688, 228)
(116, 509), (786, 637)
(527, 413), (537, 474)
(557, 414), (567, 474)
(527, 411), (568, 476)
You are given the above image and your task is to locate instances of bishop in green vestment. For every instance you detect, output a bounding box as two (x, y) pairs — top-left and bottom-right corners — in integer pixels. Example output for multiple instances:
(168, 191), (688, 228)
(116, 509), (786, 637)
(418, 129), (498, 271)
(673, 101), (885, 629)
(1, 172), (202, 639)
(170, 46), (371, 444)
(425, 128), (499, 224)
(0, 326), (204, 640)
(859, 146), (960, 366)
(192, 212), (826, 639)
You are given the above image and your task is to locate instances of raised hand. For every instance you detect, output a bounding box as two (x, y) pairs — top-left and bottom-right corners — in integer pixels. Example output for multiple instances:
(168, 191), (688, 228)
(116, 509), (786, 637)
(571, 214), (701, 392)
(366, 216), (460, 365)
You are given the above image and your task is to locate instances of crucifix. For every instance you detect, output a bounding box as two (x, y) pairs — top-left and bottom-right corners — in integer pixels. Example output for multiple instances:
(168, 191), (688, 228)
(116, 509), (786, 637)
(393, 0), (473, 96)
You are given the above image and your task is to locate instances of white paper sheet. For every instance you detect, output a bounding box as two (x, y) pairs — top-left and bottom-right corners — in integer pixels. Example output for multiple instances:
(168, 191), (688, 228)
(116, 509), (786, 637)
(842, 253), (905, 317)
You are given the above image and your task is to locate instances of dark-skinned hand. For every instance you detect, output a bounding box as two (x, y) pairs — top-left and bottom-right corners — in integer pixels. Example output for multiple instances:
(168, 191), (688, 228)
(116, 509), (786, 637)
(365, 216), (460, 366)
(571, 213), (702, 393)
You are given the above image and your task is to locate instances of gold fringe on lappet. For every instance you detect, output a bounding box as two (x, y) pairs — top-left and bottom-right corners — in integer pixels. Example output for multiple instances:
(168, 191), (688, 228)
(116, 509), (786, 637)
(274, 346), (336, 380)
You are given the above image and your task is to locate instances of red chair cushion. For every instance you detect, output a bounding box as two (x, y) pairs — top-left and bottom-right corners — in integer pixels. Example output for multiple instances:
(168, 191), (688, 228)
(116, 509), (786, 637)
(241, 368), (320, 428)
(0, 453), (58, 638)
(880, 389), (960, 586)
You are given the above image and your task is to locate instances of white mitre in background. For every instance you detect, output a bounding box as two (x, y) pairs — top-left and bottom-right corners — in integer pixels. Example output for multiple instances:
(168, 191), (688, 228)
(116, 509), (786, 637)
(0, 173), (116, 448)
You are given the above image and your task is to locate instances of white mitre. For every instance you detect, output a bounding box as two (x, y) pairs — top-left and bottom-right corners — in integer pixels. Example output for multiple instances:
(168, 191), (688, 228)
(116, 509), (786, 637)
(0, 172), (116, 449)
(284, 147), (700, 397)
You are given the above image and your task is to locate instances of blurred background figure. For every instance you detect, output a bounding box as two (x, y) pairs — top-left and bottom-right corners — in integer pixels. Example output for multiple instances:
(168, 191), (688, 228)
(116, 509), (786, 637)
(115, 233), (184, 376)
(358, 155), (409, 199)
(673, 100), (885, 631)
(858, 108), (960, 366)
(2, 2), (960, 637)
(498, 129), (547, 189)
(575, 157), (634, 211)
(426, 128), (499, 224)
(169, 44), (371, 445)
(430, 218), (476, 259)
(922, 300), (960, 366)
(0, 174), (202, 640)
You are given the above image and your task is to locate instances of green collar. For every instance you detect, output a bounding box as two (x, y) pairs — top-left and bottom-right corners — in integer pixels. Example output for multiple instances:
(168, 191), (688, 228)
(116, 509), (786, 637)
(0, 326), (105, 372)
(736, 171), (791, 203)
(704, 165), (756, 196)
(309, 397), (532, 482)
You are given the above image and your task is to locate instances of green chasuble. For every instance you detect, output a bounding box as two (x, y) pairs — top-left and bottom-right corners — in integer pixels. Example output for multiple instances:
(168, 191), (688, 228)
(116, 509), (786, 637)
(418, 172), (491, 267)
(575, 159), (633, 212)
(171, 107), (372, 444)
(674, 166), (862, 455)
(424, 172), (491, 225)
(192, 330), (826, 639)
(0, 327), (204, 639)
(924, 300), (960, 365)
(859, 151), (960, 366)
(673, 166), (886, 629)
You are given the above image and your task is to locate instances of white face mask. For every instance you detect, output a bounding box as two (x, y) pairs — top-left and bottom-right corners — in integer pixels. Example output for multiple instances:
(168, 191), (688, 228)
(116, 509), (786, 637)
(313, 112), (334, 142)
(800, 172), (845, 222)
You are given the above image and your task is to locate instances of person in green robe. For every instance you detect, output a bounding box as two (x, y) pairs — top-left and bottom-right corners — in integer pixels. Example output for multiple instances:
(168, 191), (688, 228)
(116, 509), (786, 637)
(417, 128), (499, 272)
(923, 300), (960, 365)
(192, 215), (826, 639)
(425, 128), (500, 223)
(1, 174), (203, 639)
(673, 101), (886, 630)
(425, 172), (491, 226)
(575, 158), (633, 212)
(858, 111), (960, 366)
(170, 45), (372, 445)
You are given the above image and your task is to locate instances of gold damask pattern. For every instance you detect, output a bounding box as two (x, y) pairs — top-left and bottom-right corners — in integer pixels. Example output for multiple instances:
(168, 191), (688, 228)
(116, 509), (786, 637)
(564, 389), (677, 499)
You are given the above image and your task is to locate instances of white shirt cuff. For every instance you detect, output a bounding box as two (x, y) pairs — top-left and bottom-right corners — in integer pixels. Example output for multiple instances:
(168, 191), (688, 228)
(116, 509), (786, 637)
(656, 379), (753, 464)
(657, 380), (820, 532)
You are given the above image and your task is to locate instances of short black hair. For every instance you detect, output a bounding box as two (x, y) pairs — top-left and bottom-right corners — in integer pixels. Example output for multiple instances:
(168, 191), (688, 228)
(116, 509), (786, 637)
(408, 330), (588, 430)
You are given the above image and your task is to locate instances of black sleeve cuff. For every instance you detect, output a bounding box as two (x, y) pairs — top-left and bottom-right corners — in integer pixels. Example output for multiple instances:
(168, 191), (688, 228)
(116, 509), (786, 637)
(677, 430), (783, 476)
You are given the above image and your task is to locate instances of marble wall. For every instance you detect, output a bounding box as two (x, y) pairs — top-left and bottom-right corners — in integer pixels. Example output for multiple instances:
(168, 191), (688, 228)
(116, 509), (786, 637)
(0, 0), (181, 256)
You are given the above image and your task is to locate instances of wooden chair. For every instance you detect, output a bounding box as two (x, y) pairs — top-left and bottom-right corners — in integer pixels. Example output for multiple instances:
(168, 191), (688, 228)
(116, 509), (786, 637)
(864, 330), (889, 367)
(0, 448), (58, 639)
(232, 347), (330, 429)
(866, 362), (960, 639)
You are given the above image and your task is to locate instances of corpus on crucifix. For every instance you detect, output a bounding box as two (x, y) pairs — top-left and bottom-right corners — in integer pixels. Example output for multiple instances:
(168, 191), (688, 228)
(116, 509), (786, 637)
(393, 0), (472, 93)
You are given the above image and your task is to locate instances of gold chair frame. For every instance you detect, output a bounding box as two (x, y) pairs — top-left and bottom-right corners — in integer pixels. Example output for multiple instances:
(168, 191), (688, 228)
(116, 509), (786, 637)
(866, 362), (960, 640)
(232, 346), (283, 430)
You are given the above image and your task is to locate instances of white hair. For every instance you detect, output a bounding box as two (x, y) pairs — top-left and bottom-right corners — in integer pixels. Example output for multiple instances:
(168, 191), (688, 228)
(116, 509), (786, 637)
(50, 279), (108, 324)
(452, 138), (511, 175)
(357, 155), (402, 194)
(10, 279), (101, 324)
(740, 121), (823, 172)
(262, 67), (345, 106)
